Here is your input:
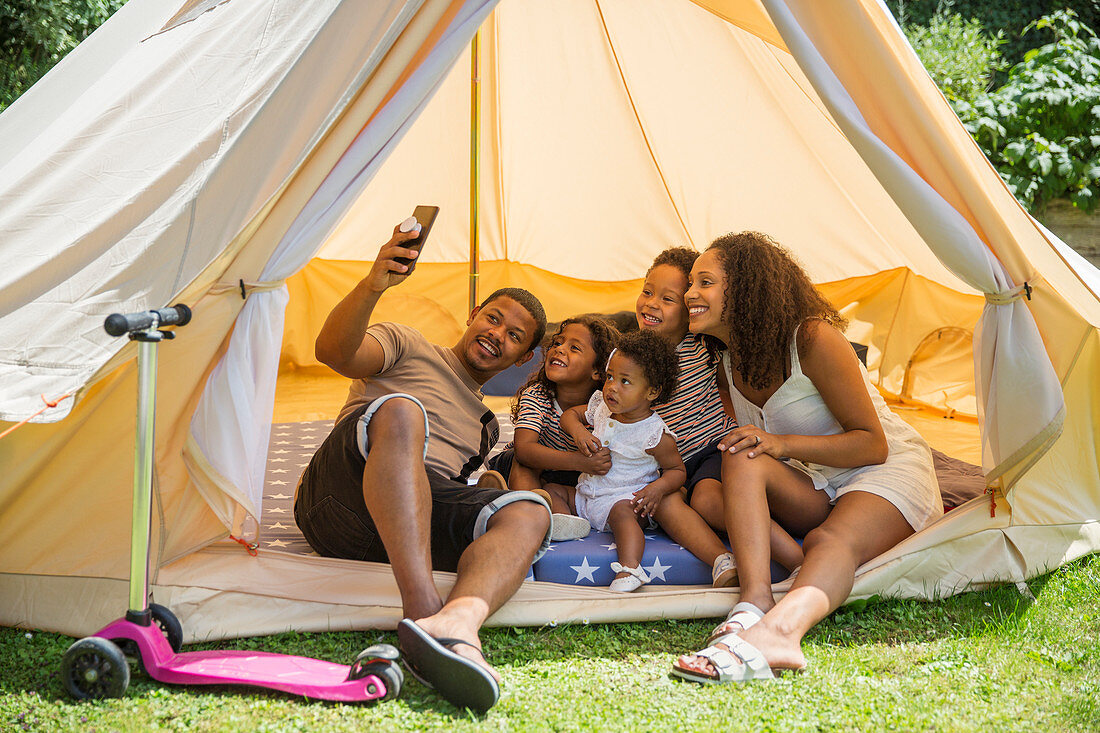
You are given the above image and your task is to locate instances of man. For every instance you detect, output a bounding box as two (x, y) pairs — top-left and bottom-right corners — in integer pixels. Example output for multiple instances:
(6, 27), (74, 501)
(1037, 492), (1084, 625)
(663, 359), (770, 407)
(293, 222), (551, 713)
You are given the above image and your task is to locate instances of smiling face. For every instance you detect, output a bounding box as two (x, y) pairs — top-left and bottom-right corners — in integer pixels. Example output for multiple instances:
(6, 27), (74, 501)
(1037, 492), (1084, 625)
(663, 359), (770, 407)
(544, 322), (601, 388)
(686, 248), (728, 342)
(635, 264), (690, 344)
(602, 351), (658, 420)
(455, 296), (537, 383)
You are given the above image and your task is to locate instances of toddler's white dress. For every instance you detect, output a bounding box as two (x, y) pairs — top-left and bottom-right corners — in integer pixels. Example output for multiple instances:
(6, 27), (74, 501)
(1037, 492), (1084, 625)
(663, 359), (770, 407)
(574, 391), (675, 532)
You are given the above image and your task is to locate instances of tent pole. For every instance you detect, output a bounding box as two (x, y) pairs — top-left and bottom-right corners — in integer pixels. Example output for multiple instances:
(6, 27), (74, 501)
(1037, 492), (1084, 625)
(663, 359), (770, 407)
(469, 29), (481, 313)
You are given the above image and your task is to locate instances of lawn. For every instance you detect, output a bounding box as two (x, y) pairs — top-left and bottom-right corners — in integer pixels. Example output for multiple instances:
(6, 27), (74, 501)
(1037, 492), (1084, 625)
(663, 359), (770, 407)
(2, 554), (1098, 731)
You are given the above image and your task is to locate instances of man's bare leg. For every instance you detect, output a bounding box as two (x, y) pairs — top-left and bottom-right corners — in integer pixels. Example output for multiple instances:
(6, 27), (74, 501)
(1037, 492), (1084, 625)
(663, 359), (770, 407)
(413, 500), (550, 682)
(361, 398), (441, 619)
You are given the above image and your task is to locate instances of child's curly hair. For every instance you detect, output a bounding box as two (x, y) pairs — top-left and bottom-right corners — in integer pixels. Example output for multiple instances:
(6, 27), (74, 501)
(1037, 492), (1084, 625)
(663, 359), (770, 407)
(612, 329), (679, 406)
(511, 315), (621, 421)
(707, 231), (847, 391)
(647, 246), (698, 279)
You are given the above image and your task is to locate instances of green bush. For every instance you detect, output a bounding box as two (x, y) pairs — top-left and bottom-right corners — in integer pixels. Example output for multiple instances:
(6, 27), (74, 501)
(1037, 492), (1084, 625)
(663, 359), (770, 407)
(954, 10), (1100, 212)
(0, 0), (126, 111)
(889, 0), (1100, 72)
(905, 3), (1008, 106)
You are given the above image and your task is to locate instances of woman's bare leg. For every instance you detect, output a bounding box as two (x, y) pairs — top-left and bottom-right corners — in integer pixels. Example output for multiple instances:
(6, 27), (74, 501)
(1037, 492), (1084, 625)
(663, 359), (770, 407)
(676, 491), (914, 677)
(690, 476), (809, 573)
(716, 450), (830, 612)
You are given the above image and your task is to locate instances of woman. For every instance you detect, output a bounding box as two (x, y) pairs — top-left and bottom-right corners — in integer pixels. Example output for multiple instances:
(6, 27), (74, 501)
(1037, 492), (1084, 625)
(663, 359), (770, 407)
(671, 232), (942, 683)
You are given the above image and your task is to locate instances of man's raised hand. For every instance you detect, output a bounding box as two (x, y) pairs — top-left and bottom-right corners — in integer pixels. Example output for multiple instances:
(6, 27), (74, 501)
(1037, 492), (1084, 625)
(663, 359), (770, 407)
(366, 223), (421, 293)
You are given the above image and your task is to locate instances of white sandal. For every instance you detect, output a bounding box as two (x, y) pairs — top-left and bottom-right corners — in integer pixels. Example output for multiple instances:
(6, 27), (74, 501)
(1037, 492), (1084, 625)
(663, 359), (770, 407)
(705, 601), (765, 646)
(670, 634), (779, 684)
(608, 562), (649, 592)
(711, 552), (738, 587)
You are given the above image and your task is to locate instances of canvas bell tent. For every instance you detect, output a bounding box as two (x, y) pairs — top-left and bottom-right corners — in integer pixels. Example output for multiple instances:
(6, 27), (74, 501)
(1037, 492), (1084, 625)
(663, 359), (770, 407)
(1, 0), (1098, 641)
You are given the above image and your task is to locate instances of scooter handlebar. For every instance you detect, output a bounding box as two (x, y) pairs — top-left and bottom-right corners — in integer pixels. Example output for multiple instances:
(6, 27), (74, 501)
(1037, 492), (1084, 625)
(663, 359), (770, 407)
(104, 304), (192, 337)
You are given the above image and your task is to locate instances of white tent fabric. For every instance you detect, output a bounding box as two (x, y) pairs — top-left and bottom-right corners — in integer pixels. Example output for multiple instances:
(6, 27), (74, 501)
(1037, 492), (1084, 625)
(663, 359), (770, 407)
(189, 0), (498, 522)
(0, 0), (428, 423)
(759, 0), (1064, 480)
(1, 0), (1097, 640)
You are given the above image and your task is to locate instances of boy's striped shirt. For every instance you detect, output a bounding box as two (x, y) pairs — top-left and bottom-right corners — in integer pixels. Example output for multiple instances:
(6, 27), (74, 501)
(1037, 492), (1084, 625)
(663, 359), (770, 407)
(657, 334), (736, 459)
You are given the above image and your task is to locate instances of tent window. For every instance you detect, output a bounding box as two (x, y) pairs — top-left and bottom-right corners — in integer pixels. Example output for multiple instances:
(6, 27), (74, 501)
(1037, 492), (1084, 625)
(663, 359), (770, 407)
(901, 327), (975, 417)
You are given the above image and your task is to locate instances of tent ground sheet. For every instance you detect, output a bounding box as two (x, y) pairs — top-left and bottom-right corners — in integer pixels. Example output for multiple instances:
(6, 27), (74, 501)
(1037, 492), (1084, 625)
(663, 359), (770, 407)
(258, 413), (985, 588)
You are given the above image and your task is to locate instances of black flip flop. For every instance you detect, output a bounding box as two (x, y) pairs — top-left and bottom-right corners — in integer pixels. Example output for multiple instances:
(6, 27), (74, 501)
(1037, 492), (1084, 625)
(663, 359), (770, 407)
(397, 618), (500, 713)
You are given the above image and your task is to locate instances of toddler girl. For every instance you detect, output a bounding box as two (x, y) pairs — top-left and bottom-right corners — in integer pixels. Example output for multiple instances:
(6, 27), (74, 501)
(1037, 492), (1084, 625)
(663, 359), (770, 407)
(486, 315), (620, 540)
(562, 329), (685, 592)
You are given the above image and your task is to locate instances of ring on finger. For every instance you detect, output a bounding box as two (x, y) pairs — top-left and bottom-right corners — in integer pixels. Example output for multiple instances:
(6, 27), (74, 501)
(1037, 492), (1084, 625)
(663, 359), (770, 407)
(754, 435), (760, 446)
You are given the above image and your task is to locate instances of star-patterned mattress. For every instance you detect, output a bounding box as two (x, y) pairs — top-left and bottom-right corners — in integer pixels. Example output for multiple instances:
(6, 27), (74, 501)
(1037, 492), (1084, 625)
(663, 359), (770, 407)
(258, 419), (751, 585)
(259, 419), (983, 586)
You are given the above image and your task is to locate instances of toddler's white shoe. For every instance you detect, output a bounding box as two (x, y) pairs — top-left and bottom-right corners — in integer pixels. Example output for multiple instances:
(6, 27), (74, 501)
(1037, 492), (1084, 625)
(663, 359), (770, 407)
(609, 562), (649, 592)
(711, 552), (738, 588)
(550, 514), (591, 541)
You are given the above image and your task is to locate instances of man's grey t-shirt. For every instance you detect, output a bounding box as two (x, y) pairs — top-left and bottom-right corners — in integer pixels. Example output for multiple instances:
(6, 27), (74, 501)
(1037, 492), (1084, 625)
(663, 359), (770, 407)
(336, 322), (499, 481)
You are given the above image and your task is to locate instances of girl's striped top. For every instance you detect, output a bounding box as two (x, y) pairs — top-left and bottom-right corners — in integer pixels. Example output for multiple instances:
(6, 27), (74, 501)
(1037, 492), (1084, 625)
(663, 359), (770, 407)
(513, 382), (580, 452)
(657, 333), (737, 459)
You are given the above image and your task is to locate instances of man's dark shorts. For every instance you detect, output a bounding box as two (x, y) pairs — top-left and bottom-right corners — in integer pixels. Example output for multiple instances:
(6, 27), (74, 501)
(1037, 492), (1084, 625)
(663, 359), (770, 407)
(294, 397), (550, 572)
(683, 440), (723, 502)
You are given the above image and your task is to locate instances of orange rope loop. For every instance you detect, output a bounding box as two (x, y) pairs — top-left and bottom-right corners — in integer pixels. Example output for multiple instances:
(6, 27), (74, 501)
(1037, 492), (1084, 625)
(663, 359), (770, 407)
(229, 534), (259, 557)
(0, 392), (74, 442)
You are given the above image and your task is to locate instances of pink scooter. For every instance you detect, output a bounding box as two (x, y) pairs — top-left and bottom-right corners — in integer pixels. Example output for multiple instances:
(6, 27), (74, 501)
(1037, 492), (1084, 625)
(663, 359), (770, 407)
(60, 306), (402, 703)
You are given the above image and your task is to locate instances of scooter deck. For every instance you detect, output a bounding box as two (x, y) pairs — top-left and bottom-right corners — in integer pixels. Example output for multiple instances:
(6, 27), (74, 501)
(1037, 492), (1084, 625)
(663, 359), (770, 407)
(97, 619), (391, 702)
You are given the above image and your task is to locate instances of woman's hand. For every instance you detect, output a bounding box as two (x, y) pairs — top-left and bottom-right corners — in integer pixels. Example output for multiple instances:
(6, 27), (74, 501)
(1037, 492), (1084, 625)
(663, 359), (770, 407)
(717, 424), (786, 460)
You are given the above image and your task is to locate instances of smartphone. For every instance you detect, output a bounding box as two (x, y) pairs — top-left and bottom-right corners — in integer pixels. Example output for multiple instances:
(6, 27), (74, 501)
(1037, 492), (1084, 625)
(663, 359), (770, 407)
(394, 205), (439, 272)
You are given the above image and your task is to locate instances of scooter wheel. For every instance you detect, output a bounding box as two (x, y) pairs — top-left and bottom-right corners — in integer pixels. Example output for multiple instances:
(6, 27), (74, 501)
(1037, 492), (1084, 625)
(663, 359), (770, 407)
(61, 637), (130, 700)
(357, 659), (403, 700)
(348, 646), (404, 700)
(149, 603), (183, 653)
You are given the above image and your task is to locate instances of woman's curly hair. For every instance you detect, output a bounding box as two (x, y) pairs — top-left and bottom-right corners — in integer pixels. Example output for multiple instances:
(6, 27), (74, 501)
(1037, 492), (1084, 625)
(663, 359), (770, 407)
(647, 246), (698, 279)
(613, 329), (679, 406)
(511, 315), (621, 421)
(707, 232), (847, 391)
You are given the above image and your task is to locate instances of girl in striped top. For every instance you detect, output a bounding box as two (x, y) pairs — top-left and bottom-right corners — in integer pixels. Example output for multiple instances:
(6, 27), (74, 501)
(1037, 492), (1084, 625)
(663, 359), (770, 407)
(489, 315), (620, 539)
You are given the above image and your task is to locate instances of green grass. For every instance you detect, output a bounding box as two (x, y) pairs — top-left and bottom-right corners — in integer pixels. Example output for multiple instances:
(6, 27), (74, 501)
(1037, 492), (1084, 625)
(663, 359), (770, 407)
(3, 554), (1099, 731)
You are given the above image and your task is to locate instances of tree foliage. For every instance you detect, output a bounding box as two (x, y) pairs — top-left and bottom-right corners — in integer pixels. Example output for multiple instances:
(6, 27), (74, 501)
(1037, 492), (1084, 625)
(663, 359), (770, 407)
(0, 0), (126, 111)
(889, 0), (1100, 72)
(904, 4), (1008, 106)
(953, 11), (1100, 212)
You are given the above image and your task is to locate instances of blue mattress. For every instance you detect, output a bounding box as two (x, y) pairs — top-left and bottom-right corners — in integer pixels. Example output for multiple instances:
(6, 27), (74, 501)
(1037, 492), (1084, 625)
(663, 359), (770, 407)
(535, 530), (791, 586)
